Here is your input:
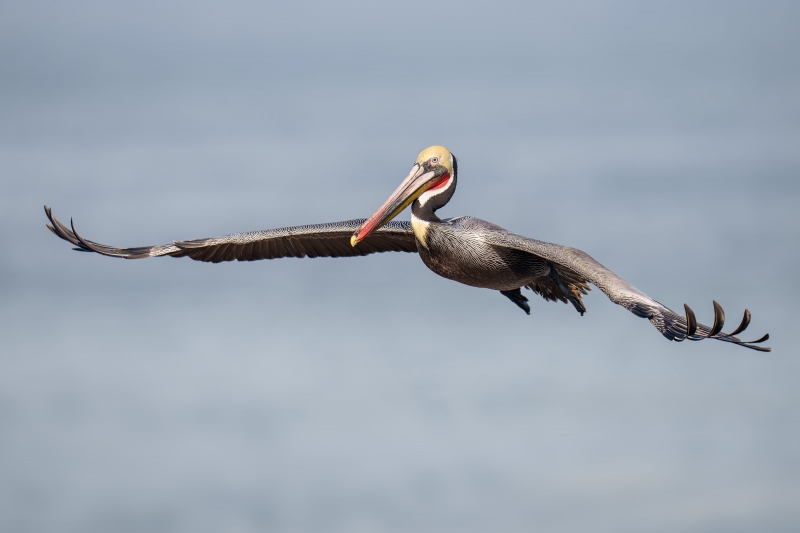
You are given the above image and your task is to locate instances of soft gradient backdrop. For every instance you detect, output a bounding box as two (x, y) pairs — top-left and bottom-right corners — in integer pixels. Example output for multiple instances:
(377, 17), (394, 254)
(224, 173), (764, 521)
(2, 1), (799, 532)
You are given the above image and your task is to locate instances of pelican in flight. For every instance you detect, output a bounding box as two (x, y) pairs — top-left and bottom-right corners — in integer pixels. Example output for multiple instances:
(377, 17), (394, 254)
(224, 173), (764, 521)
(45, 145), (770, 351)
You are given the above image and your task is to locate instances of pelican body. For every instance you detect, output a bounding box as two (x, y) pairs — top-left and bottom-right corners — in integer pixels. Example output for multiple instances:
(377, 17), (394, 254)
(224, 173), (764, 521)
(45, 146), (770, 351)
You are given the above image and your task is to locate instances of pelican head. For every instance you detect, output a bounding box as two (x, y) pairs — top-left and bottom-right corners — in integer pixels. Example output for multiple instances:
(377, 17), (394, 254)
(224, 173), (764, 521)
(351, 145), (456, 246)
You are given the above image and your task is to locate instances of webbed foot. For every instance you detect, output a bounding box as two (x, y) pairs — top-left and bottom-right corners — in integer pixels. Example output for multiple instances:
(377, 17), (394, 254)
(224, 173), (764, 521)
(501, 288), (531, 315)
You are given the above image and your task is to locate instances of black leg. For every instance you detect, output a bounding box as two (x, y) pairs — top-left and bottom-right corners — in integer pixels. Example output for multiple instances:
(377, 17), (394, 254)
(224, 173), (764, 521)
(500, 288), (531, 315)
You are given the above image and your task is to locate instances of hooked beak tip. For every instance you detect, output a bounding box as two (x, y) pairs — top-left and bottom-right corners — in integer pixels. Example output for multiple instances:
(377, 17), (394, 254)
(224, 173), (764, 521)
(350, 234), (359, 247)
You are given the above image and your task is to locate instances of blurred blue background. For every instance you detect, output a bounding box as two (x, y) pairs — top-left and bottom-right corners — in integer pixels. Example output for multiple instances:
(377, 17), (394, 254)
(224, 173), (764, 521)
(2, 1), (799, 532)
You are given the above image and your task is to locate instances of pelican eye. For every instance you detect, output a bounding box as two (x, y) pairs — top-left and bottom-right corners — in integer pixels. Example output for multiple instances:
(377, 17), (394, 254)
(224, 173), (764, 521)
(431, 156), (439, 164)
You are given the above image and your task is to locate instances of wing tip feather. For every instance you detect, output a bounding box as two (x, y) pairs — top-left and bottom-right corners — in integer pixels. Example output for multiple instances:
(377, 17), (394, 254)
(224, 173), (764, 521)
(661, 300), (770, 352)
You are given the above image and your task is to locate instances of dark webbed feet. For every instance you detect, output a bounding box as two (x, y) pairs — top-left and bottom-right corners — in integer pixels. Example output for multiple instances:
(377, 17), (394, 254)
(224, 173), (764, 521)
(501, 288), (531, 315)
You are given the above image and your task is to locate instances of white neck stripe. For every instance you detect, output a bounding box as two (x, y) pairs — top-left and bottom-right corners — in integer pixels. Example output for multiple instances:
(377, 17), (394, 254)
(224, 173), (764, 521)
(416, 176), (452, 208)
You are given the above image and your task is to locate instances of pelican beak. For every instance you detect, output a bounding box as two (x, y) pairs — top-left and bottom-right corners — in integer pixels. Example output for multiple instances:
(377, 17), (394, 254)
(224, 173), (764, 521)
(351, 163), (444, 246)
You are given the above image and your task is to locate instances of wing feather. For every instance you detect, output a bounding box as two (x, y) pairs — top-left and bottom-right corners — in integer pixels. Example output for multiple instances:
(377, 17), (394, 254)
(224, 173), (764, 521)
(483, 229), (770, 352)
(45, 206), (417, 262)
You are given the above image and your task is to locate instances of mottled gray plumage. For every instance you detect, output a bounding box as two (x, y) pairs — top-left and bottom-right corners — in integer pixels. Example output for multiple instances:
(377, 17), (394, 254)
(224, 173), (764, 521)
(416, 216), (589, 315)
(43, 145), (770, 352)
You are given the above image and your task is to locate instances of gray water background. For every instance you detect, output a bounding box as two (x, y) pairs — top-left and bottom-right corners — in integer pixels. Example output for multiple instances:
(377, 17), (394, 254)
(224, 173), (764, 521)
(1, 1), (799, 532)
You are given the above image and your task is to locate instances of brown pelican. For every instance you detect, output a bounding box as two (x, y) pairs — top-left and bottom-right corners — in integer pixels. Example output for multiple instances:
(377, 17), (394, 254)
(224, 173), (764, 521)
(44, 145), (770, 351)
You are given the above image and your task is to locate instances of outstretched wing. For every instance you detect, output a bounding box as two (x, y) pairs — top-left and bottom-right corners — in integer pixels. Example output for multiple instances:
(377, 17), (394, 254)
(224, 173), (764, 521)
(45, 206), (418, 262)
(483, 229), (770, 352)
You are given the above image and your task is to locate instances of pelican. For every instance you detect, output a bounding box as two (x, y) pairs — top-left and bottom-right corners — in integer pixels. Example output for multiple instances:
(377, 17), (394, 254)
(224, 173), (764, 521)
(45, 145), (770, 351)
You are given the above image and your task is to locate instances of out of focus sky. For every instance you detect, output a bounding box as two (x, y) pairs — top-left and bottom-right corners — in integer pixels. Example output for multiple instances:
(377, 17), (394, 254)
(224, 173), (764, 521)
(2, 1), (799, 532)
